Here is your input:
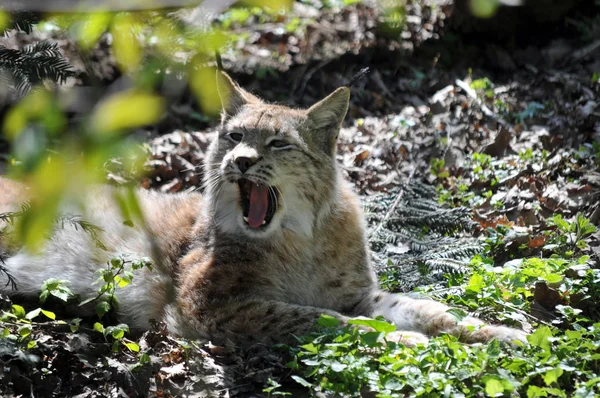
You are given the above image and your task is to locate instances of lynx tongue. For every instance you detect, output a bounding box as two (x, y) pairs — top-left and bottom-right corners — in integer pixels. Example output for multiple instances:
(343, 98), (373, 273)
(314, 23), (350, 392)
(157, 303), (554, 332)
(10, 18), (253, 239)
(248, 184), (269, 228)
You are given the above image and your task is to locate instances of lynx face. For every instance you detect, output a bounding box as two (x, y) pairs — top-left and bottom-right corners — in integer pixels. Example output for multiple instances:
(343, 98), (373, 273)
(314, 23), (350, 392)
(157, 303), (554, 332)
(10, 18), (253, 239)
(203, 73), (350, 239)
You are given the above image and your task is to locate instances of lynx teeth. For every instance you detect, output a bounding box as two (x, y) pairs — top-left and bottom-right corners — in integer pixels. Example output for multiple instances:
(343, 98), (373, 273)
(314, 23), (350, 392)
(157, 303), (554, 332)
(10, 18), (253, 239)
(242, 217), (266, 226)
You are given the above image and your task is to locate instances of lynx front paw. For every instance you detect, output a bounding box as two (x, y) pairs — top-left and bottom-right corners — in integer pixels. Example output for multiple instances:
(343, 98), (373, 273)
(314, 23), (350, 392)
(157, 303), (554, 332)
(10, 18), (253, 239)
(383, 331), (429, 348)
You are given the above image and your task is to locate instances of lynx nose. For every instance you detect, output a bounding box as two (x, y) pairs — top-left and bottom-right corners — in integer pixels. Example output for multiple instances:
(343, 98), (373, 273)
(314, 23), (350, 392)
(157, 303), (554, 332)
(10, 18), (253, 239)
(235, 156), (258, 173)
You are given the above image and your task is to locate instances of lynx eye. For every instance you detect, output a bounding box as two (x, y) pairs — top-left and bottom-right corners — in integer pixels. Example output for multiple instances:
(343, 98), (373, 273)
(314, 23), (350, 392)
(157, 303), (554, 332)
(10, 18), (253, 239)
(268, 139), (294, 150)
(227, 132), (243, 143)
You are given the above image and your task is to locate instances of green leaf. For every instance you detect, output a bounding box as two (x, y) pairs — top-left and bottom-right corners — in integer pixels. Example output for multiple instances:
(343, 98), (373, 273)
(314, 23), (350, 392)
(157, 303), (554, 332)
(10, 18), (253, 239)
(527, 326), (552, 352)
(139, 352), (151, 365)
(542, 367), (563, 386)
(25, 308), (42, 320)
(123, 341), (140, 352)
(467, 273), (485, 293)
(301, 343), (318, 354)
(70, 318), (81, 333)
(27, 340), (36, 349)
(111, 328), (125, 340)
(115, 275), (131, 288)
(527, 385), (549, 398)
(12, 304), (26, 318)
(41, 310), (56, 320)
(291, 375), (313, 388)
(92, 91), (164, 134)
(96, 301), (110, 318)
(317, 314), (341, 327)
(543, 274), (563, 284)
(50, 290), (70, 302)
(348, 318), (396, 333)
(93, 322), (104, 334)
(39, 290), (49, 302)
(18, 324), (32, 338)
(360, 331), (383, 346)
(330, 361), (347, 372)
(446, 308), (468, 323)
(484, 377), (504, 397)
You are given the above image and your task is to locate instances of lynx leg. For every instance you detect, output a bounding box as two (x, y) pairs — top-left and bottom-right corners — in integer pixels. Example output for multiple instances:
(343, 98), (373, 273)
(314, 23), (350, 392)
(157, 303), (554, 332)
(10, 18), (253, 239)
(166, 298), (354, 345)
(370, 291), (527, 344)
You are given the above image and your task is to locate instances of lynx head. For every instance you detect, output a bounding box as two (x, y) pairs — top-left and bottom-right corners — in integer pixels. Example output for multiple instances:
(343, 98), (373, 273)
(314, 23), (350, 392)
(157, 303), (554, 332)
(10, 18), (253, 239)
(203, 71), (350, 238)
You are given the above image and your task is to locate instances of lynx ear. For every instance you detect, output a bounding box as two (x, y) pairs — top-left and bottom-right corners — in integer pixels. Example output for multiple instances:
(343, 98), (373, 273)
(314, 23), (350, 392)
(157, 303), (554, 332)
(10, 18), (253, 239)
(216, 71), (261, 118)
(306, 87), (350, 155)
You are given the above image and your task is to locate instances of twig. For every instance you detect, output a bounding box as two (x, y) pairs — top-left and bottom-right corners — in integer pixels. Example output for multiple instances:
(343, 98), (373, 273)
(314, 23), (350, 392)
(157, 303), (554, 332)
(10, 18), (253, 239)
(570, 39), (600, 63)
(369, 167), (416, 243)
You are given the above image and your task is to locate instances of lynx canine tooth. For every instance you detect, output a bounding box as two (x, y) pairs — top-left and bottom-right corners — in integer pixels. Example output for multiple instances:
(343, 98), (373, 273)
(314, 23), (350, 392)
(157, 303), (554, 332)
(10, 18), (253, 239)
(243, 216), (249, 223)
(262, 220), (266, 225)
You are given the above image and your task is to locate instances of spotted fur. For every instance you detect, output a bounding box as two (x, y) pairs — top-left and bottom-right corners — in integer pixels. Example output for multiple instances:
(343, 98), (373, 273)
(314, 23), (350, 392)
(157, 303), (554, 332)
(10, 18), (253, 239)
(0, 73), (526, 347)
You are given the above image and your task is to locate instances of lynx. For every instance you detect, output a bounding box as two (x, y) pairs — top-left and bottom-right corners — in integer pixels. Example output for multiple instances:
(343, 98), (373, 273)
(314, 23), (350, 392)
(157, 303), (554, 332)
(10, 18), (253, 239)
(0, 72), (526, 347)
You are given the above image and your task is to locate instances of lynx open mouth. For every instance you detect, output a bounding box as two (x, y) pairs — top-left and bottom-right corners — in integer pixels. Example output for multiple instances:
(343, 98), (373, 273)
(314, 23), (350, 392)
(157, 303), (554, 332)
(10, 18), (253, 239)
(238, 179), (279, 229)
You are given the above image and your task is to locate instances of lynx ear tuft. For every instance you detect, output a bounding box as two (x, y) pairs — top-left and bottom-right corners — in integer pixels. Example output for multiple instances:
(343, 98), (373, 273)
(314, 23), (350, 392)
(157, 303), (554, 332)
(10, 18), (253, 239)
(307, 87), (350, 130)
(216, 71), (261, 118)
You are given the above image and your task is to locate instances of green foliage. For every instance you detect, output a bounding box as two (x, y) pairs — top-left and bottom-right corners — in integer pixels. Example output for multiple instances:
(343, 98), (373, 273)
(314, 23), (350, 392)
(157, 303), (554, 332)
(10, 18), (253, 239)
(1, 303), (63, 349)
(285, 316), (600, 397)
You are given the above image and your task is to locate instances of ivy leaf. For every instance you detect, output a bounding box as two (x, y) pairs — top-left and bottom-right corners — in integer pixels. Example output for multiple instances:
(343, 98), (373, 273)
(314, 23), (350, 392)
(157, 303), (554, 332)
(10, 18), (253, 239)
(446, 308), (468, 323)
(484, 377), (504, 397)
(348, 318), (396, 333)
(527, 326), (552, 352)
(317, 314), (341, 327)
(542, 368), (563, 386)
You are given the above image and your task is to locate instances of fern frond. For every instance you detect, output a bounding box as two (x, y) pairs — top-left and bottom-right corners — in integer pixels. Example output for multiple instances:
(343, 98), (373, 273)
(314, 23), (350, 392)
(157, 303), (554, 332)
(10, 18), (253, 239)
(0, 42), (74, 96)
(56, 214), (108, 251)
(364, 180), (482, 291)
(3, 12), (40, 35)
(0, 203), (31, 225)
(423, 258), (469, 275)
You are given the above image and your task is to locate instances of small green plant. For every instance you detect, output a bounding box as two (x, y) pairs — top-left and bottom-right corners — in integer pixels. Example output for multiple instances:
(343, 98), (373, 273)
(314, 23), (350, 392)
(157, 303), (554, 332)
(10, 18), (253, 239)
(92, 322), (140, 353)
(79, 255), (153, 319)
(39, 278), (74, 302)
(547, 213), (597, 253)
(470, 77), (494, 98)
(430, 157), (449, 179)
(0, 279), (72, 349)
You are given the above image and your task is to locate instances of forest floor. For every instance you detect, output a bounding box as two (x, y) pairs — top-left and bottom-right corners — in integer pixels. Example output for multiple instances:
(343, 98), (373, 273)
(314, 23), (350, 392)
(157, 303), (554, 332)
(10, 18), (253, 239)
(1, 1), (599, 397)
